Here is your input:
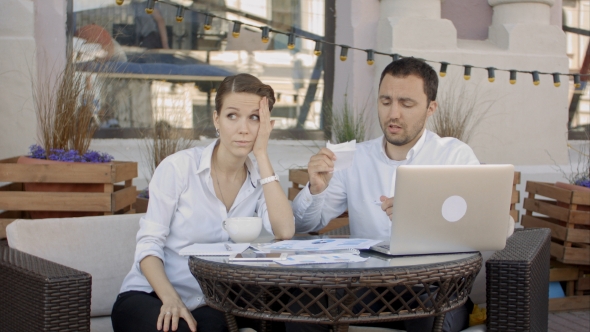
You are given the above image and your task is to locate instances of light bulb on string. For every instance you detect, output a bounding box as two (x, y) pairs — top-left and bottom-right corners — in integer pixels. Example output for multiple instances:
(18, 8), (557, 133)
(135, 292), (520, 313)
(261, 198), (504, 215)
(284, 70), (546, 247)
(340, 46), (349, 61)
(574, 74), (581, 88)
(261, 26), (270, 43)
(175, 6), (185, 22)
(391, 53), (400, 61)
(313, 40), (322, 56)
(487, 67), (495, 82)
(287, 32), (295, 50)
(116, 0), (124, 5)
(366, 49), (375, 65)
(277, 93), (281, 102)
(439, 62), (448, 77)
(203, 14), (213, 30)
(145, 0), (156, 14)
(232, 21), (242, 38)
(532, 71), (540, 86)
(510, 70), (517, 84)
(552, 73), (560, 87)
(463, 65), (472, 80)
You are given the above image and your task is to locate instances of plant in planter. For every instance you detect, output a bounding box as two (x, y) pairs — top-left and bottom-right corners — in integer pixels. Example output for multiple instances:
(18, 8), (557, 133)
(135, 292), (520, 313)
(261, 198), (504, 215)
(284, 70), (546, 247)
(0, 51), (137, 223)
(135, 88), (198, 213)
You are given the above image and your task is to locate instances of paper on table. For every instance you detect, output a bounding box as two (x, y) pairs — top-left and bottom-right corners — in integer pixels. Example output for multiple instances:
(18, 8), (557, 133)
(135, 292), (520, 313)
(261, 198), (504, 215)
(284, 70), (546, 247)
(275, 253), (368, 266)
(258, 238), (382, 252)
(326, 140), (356, 171)
(179, 242), (250, 256)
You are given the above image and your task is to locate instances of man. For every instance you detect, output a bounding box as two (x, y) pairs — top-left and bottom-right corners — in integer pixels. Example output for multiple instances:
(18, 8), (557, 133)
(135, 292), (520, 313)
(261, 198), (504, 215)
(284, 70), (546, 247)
(290, 58), (479, 332)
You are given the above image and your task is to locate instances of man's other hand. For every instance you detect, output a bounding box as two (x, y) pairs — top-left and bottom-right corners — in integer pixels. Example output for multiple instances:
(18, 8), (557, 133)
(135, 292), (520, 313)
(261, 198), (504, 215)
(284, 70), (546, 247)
(380, 195), (394, 218)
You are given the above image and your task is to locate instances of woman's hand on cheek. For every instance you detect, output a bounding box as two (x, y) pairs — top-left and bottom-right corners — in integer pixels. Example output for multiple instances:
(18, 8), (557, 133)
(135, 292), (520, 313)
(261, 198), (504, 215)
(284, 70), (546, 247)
(253, 96), (274, 158)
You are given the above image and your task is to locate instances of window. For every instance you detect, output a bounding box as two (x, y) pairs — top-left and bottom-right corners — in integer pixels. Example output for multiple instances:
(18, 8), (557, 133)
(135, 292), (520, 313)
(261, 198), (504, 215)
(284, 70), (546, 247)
(70, 0), (332, 139)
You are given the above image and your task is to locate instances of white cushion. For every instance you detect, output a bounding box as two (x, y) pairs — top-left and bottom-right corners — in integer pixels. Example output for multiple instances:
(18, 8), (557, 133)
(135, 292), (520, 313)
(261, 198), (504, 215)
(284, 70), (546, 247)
(91, 316), (113, 332)
(6, 213), (143, 317)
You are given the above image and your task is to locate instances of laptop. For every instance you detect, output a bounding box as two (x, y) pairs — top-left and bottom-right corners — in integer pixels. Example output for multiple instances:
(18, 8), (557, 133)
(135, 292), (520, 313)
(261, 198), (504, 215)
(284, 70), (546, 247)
(371, 164), (514, 256)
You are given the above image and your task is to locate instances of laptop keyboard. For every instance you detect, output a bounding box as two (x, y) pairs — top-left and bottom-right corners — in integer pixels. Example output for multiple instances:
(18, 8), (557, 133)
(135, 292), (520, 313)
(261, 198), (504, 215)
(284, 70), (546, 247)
(376, 244), (390, 250)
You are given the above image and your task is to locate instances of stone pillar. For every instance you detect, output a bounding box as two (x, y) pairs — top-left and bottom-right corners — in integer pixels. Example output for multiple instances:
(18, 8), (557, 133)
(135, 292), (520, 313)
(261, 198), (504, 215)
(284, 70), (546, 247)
(377, 0), (457, 52)
(0, 0), (38, 159)
(488, 0), (564, 53)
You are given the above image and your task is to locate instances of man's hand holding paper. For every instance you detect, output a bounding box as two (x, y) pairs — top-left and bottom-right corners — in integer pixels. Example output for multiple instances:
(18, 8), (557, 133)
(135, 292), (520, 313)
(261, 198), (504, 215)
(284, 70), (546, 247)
(307, 140), (356, 195)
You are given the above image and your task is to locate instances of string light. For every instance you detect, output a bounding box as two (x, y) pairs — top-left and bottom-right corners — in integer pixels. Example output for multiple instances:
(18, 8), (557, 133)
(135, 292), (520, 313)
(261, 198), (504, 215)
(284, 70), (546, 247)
(145, 0), (156, 14)
(203, 14), (213, 30)
(313, 40), (322, 56)
(439, 62), (448, 77)
(261, 26), (270, 43)
(574, 74), (581, 88)
(232, 21), (242, 38)
(340, 46), (349, 61)
(366, 49), (375, 65)
(463, 65), (472, 80)
(532, 71), (540, 86)
(287, 32), (295, 50)
(176, 6), (185, 22)
(552, 73), (560, 87)
(277, 93), (281, 101)
(118, 0), (590, 89)
(487, 67), (495, 82)
(510, 70), (517, 84)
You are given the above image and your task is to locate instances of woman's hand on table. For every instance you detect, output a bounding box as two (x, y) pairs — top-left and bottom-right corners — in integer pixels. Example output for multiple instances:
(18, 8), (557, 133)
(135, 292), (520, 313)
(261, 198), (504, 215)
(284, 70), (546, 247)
(158, 297), (197, 332)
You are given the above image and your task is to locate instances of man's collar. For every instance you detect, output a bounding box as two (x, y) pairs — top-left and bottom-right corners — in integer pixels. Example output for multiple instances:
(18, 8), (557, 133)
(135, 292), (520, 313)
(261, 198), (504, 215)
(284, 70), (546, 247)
(380, 129), (428, 162)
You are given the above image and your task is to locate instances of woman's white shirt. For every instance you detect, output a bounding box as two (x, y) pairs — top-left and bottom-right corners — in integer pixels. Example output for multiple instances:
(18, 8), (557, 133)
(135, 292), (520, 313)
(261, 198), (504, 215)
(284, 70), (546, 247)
(119, 140), (274, 310)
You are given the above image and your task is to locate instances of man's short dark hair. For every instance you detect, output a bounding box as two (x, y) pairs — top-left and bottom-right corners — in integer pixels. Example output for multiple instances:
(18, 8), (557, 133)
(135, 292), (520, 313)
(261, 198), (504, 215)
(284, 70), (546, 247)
(379, 58), (438, 104)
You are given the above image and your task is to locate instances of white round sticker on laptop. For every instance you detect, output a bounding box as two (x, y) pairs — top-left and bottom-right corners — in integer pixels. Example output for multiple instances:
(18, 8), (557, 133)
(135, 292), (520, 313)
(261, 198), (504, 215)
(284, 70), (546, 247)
(441, 195), (467, 222)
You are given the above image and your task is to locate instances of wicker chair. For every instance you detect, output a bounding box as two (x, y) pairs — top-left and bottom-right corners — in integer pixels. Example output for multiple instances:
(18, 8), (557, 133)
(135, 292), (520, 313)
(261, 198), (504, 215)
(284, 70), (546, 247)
(0, 228), (550, 332)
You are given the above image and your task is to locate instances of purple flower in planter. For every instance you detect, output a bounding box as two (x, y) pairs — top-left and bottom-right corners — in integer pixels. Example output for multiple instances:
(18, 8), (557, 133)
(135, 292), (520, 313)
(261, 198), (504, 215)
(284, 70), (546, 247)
(28, 144), (114, 163)
(575, 178), (590, 189)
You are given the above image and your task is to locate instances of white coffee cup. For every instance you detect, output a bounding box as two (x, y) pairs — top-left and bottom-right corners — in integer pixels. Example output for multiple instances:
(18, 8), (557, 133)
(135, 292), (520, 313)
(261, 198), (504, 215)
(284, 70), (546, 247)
(222, 217), (262, 243)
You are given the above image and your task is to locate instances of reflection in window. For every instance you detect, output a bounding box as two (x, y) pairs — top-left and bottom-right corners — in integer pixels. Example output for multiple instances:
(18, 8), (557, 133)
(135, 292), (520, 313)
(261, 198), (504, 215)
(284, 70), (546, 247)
(71, 0), (327, 137)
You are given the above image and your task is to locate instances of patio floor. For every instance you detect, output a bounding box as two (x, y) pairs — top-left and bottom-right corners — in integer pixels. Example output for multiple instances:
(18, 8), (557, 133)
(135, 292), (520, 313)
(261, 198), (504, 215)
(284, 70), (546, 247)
(549, 310), (590, 332)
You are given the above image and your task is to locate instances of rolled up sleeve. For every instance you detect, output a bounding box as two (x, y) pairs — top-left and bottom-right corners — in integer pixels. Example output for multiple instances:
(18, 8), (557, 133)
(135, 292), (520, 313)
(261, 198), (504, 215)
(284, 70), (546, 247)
(292, 173), (348, 233)
(134, 157), (185, 272)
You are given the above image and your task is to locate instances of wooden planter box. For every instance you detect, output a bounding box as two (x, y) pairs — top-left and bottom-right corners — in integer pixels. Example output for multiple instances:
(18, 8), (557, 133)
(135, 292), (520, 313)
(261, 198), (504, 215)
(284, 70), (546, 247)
(0, 156), (138, 239)
(521, 181), (590, 265)
(548, 259), (590, 311)
(288, 169), (521, 235)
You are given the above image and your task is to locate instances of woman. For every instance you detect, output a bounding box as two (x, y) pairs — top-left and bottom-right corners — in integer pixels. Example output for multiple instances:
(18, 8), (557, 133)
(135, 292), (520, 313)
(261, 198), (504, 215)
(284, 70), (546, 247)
(111, 73), (295, 332)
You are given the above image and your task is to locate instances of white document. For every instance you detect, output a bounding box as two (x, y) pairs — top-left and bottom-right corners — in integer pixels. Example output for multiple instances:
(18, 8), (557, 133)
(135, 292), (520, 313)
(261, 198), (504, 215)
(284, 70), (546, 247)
(258, 238), (382, 252)
(275, 253), (368, 266)
(326, 140), (356, 171)
(179, 242), (250, 256)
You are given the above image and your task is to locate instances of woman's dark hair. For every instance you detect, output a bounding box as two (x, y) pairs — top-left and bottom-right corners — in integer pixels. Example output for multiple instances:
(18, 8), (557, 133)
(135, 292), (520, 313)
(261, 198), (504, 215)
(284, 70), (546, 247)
(379, 58), (438, 104)
(215, 73), (275, 112)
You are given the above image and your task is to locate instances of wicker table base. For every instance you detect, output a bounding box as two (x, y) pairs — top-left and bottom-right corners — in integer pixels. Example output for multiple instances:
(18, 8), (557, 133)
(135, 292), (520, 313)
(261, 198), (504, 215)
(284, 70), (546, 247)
(189, 251), (482, 332)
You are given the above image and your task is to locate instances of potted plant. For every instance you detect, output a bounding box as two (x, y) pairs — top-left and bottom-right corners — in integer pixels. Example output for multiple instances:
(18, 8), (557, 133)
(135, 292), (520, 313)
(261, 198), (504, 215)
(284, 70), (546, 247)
(0, 51), (138, 223)
(135, 90), (198, 213)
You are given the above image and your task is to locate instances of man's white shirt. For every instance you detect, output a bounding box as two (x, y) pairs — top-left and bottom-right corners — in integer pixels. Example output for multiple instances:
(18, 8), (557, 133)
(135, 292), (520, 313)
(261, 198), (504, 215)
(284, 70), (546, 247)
(292, 129), (480, 241)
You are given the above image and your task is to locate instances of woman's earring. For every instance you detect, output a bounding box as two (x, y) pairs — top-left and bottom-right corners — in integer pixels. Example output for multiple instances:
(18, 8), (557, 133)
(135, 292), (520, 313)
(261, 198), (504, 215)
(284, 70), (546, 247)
(215, 128), (220, 137)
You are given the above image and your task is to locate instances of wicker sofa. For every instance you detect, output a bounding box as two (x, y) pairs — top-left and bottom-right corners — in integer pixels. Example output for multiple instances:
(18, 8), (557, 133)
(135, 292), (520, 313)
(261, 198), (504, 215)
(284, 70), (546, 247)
(0, 213), (549, 332)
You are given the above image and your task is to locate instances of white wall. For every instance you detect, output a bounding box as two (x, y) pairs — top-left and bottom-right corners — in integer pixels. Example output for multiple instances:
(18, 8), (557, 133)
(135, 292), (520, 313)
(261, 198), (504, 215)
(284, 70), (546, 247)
(0, 0), (67, 160)
(0, 0), (38, 160)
